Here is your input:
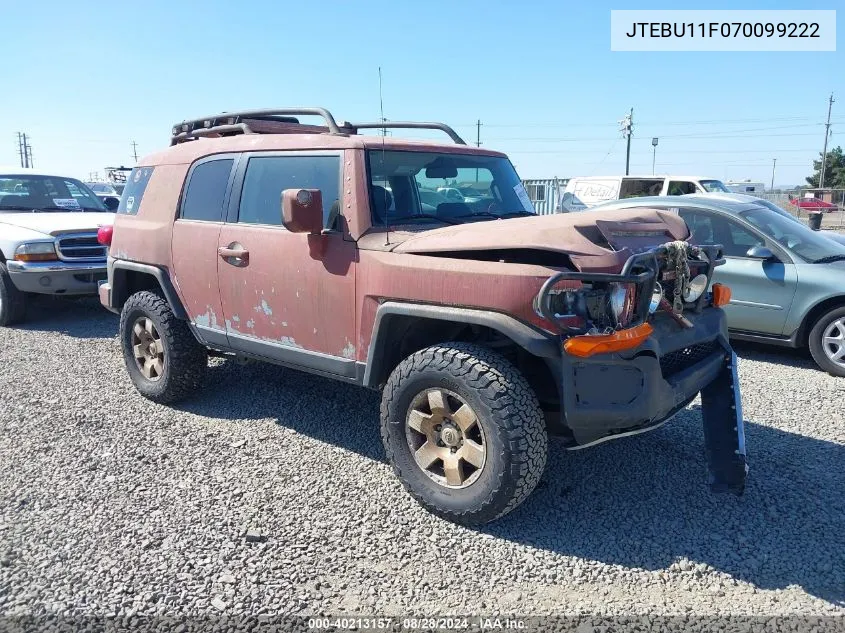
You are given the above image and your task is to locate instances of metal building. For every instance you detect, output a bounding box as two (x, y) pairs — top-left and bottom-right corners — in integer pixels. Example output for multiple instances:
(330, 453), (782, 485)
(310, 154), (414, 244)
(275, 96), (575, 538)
(521, 178), (569, 214)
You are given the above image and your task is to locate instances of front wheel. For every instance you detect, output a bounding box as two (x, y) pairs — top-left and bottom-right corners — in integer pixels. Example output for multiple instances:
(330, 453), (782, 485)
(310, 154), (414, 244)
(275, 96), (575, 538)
(808, 306), (845, 377)
(0, 262), (28, 326)
(380, 343), (548, 525)
(119, 290), (207, 402)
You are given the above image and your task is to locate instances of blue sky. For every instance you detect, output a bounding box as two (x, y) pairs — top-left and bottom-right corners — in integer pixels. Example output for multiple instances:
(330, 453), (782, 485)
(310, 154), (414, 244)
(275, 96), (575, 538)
(0, 0), (840, 186)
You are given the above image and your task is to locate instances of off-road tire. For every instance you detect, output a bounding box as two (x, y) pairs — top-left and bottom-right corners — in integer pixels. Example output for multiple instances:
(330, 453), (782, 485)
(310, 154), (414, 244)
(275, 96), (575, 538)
(0, 262), (28, 326)
(119, 290), (207, 403)
(381, 342), (548, 525)
(808, 305), (845, 377)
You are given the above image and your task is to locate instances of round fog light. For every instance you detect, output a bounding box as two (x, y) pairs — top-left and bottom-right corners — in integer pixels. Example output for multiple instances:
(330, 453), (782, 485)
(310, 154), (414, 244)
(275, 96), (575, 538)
(39, 276), (51, 287)
(684, 274), (708, 302)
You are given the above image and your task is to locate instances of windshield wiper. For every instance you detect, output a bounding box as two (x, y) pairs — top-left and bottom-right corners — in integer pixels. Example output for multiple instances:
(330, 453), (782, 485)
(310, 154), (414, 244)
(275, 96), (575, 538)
(812, 254), (845, 264)
(455, 210), (536, 220)
(392, 214), (460, 226)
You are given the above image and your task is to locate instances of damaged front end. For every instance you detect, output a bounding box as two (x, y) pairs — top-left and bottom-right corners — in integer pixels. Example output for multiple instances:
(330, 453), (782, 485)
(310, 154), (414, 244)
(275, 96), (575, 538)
(536, 241), (747, 496)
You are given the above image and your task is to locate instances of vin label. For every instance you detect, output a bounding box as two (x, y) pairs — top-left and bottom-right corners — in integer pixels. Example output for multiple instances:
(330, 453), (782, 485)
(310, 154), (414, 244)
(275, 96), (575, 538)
(611, 10), (836, 51)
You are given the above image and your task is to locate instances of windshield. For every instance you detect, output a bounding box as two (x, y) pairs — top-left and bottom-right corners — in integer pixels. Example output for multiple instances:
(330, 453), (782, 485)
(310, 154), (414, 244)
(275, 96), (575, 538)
(740, 206), (845, 263)
(0, 175), (107, 212)
(700, 179), (729, 193)
(367, 150), (535, 225)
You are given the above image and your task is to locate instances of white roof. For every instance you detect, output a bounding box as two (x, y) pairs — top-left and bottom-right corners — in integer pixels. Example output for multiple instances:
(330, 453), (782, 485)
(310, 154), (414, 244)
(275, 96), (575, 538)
(0, 166), (78, 179)
(569, 174), (722, 181)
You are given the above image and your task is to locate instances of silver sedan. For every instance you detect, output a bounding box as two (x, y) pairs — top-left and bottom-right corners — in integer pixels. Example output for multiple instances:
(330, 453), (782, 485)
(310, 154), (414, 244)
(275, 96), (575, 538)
(592, 194), (845, 376)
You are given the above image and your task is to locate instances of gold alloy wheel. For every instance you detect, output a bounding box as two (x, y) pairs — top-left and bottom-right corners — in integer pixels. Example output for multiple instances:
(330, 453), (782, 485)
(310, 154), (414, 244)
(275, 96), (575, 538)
(405, 388), (487, 489)
(131, 317), (165, 381)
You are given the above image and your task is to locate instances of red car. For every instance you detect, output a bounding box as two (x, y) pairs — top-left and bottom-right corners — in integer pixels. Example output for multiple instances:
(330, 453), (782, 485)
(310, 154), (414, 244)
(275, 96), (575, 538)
(789, 195), (838, 212)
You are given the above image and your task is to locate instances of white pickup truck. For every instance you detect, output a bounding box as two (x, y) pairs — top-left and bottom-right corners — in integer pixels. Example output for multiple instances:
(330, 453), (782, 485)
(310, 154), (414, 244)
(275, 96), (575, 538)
(0, 169), (116, 325)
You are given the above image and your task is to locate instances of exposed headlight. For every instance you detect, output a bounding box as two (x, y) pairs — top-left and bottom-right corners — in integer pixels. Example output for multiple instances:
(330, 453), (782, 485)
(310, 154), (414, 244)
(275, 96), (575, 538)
(684, 274), (709, 303)
(609, 283), (636, 327)
(14, 241), (58, 262)
(649, 282), (663, 314)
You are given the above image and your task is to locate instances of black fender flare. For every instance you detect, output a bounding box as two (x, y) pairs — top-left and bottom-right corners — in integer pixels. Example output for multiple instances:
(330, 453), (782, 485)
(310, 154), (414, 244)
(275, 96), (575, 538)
(362, 301), (559, 388)
(110, 260), (188, 320)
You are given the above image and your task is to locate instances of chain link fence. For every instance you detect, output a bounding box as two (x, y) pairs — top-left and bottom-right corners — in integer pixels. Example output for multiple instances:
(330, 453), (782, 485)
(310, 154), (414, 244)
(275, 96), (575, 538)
(749, 189), (845, 231)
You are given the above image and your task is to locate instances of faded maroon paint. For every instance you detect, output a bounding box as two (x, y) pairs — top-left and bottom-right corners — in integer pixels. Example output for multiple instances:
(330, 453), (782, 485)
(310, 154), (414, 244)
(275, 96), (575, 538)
(109, 164), (188, 266)
(109, 126), (666, 368)
(393, 208), (690, 273)
(355, 250), (567, 359)
(216, 224), (357, 357)
(171, 220), (224, 330)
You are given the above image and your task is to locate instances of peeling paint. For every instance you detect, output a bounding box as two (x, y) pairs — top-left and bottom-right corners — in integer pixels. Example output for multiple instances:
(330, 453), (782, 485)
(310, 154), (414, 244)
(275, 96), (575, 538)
(341, 341), (356, 359)
(225, 319), (232, 330)
(194, 305), (220, 329)
(313, 328), (317, 334)
(246, 319), (255, 329)
(282, 321), (288, 327)
(232, 315), (240, 323)
(256, 299), (272, 316)
(279, 336), (302, 348)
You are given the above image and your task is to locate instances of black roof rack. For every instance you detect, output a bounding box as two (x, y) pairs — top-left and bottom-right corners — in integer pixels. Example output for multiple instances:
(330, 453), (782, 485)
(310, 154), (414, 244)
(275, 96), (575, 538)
(170, 107), (466, 145)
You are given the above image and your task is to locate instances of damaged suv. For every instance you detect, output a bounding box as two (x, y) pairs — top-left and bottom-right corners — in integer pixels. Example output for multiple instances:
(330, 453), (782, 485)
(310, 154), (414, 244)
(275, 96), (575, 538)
(99, 108), (747, 524)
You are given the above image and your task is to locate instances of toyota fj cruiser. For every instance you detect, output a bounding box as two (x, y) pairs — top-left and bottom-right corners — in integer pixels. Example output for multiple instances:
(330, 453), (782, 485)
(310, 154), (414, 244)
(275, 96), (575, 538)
(99, 108), (747, 524)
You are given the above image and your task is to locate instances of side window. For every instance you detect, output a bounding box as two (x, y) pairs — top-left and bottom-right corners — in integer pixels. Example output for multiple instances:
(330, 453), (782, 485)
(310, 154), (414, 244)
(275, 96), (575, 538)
(237, 155), (340, 227)
(679, 209), (764, 257)
(118, 167), (155, 215)
(667, 181), (696, 195)
(180, 159), (234, 222)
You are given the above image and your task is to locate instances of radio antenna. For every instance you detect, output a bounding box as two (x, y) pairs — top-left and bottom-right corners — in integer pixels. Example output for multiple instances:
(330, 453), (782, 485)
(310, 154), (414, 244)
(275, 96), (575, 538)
(379, 66), (390, 246)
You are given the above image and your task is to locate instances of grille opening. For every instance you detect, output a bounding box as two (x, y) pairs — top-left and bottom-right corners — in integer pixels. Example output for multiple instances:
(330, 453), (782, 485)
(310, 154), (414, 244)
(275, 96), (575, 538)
(660, 341), (720, 378)
(56, 234), (107, 261)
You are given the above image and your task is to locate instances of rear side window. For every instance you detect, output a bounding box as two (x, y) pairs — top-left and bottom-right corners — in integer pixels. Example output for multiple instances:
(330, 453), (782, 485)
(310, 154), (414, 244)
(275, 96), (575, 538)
(180, 159), (234, 222)
(118, 167), (155, 215)
(237, 155), (340, 227)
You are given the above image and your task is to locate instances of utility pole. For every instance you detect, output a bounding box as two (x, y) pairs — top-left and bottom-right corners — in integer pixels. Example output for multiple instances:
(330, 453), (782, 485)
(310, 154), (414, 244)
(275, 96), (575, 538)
(619, 108), (633, 175)
(475, 120), (482, 147)
(17, 132), (32, 168)
(770, 158), (777, 191)
(819, 93), (835, 189)
(131, 140), (139, 162)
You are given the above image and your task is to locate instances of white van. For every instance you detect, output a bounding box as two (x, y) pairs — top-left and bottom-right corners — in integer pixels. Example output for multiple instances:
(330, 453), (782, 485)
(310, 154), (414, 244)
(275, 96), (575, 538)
(559, 175), (729, 211)
(725, 180), (767, 194)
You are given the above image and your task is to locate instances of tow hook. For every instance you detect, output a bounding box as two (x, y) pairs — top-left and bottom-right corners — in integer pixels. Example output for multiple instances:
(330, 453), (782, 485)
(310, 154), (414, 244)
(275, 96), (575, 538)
(700, 350), (748, 495)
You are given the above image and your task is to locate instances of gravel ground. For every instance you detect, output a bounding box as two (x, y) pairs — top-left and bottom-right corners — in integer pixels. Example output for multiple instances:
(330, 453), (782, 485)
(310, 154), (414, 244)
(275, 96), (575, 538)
(1, 297), (844, 626)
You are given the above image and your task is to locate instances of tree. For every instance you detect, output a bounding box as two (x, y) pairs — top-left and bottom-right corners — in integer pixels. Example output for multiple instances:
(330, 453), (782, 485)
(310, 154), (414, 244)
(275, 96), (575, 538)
(806, 146), (845, 188)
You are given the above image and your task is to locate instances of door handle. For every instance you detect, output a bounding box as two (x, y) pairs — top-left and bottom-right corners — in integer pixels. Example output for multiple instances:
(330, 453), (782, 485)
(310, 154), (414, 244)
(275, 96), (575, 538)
(218, 246), (249, 265)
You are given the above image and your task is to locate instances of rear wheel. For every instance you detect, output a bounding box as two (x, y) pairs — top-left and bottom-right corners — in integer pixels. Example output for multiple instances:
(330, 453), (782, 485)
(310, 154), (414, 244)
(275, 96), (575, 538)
(119, 290), (207, 402)
(381, 343), (548, 525)
(809, 306), (845, 377)
(0, 262), (28, 326)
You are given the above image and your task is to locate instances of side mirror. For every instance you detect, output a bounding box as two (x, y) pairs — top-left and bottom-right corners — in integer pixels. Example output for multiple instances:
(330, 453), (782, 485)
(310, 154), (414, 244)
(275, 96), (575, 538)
(746, 245), (775, 260)
(281, 189), (323, 234)
(103, 196), (119, 211)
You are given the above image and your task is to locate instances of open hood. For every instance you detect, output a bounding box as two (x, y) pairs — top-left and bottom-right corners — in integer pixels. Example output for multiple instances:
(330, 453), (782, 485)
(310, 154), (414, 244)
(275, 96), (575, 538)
(393, 208), (690, 272)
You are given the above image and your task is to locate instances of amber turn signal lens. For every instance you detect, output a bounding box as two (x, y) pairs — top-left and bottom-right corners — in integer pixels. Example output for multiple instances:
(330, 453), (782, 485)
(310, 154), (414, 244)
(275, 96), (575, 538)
(711, 283), (732, 308)
(563, 323), (653, 358)
(14, 252), (58, 262)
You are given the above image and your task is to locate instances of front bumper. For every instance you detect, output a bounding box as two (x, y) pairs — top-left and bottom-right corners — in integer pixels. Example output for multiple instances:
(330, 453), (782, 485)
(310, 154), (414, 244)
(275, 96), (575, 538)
(558, 307), (729, 446)
(6, 260), (107, 296)
(555, 306), (747, 494)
